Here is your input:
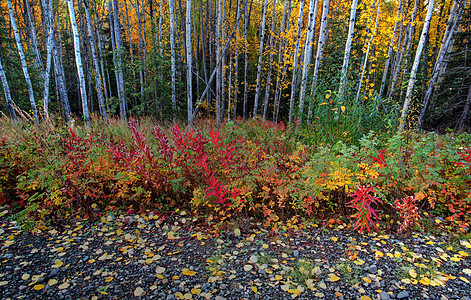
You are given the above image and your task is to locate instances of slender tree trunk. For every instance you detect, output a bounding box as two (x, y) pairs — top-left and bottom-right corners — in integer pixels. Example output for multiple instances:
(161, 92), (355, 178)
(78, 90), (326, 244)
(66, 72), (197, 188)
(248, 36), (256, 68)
(112, 0), (127, 120)
(308, 0), (330, 121)
(338, 0), (358, 98)
(418, 0), (466, 127)
(67, 0), (90, 124)
(298, 0), (320, 123)
(7, 0), (38, 123)
(232, 0), (241, 120)
(243, 0), (253, 120)
(273, 0), (291, 123)
(288, 0), (305, 124)
(169, 0), (177, 121)
(43, 14), (53, 121)
(23, 0), (44, 74)
(186, 0), (193, 126)
(379, 0), (403, 98)
(253, 0), (268, 118)
(398, 0), (435, 131)
(0, 55), (17, 121)
(136, 0), (146, 103)
(355, 1), (380, 103)
(262, 0), (278, 120)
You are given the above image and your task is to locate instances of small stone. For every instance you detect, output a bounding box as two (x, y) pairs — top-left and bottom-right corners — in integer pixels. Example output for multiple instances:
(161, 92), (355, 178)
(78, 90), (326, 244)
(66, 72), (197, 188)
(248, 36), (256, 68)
(379, 291), (390, 300)
(215, 296), (227, 300)
(440, 296), (448, 300)
(249, 255), (258, 263)
(166, 295), (175, 300)
(397, 291), (409, 299)
(368, 265), (378, 274)
(293, 250), (299, 258)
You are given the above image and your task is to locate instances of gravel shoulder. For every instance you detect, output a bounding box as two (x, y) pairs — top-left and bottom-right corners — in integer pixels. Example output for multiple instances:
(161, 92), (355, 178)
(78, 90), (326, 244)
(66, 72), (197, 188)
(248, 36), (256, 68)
(1, 209), (470, 300)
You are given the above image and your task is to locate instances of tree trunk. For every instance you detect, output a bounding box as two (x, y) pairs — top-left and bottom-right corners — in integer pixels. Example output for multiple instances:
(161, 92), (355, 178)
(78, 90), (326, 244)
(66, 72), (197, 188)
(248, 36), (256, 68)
(67, 0), (90, 124)
(288, 0), (305, 124)
(112, 0), (127, 120)
(43, 11), (53, 121)
(232, 0), (241, 120)
(243, 0), (253, 120)
(169, 0), (177, 121)
(457, 82), (471, 132)
(23, 0), (44, 74)
(338, 0), (358, 98)
(355, 1), (380, 103)
(83, 0), (108, 121)
(418, 0), (466, 127)
(0, 55), (17, 121)
(308, 0), (330, 121)
(298, 0), (320, 123)
(379, 0), (403, 98)
(253, 0), (268, 118)
(398, 0), (435, 131)
(186, 0), (193, 126)
(7, 0), (38, 123)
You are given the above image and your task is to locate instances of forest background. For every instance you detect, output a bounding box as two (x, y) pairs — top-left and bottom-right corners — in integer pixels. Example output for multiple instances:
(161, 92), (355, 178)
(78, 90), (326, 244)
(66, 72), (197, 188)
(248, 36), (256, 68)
(0, 0), (471, 234)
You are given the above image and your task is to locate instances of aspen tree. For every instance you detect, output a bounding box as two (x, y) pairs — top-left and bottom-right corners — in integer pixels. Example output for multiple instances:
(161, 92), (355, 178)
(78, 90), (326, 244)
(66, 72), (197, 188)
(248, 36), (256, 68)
(112, 0), (127, 120)
(243, 0), (252, 120)
(298, 0), (320, 123)
(355, 1), (380, 103)
(418, 0), (466, 127)
(7, 0), (38, 123)
(0, 55), (17, 121)
(262, 0), (279, 120)
(253, 0), (269, 118)
(169, 0), (177, 121)
(307, 0), (330, 121)
(186, 0), (193, 126)
(288, 0), (305, 124)
(399, 0), (435, 131)
(338, 0), (358, 98)
(23, 0), (44, 74)
(67, 0), (89, 124)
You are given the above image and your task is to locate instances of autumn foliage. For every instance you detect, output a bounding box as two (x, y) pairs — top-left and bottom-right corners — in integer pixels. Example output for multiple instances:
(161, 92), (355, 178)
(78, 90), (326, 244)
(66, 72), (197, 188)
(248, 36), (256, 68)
(0, 119), (470, 234)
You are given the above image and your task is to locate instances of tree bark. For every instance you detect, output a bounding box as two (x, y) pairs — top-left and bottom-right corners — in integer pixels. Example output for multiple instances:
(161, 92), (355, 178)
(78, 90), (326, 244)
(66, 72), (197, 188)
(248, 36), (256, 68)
(288, 0), (305, 124)
(253, 0), (268, 118)
(298, 0), (320, 123)
(7, 0), (38, 123)
(112, 0), (127, 120)
(67, 0), (90, 124)
(0, 55), (17, 121)
(457, 82), (471, 132)
(398, 0), (435, 131)
(338, 0), (358, 98)
(186, 0), (193, 126)
(23, 0), (44, 74)
(169, 0), (177, 121)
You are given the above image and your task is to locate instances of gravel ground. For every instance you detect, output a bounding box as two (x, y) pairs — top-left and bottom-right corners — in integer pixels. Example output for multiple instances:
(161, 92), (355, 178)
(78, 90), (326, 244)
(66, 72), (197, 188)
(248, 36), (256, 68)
(1, 209), (470, 300)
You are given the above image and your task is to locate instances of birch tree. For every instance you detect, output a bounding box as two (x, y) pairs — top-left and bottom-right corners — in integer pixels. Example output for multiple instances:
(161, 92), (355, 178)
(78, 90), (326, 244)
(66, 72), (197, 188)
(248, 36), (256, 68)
(307, 0), (330, 121)
(262, 0), (278, 120)
(83, 0), (108, 121)
(398, 0), (435, 131)
(67, 0), (89, 124)
(7, 0), (38, 123)
(338, 0), (359, 98)
(298, 0), (319, 123)
(169, 0), (177, 121)
(253, 0), (268, 118)
(0, 55), (17, 121)
(186, 0), (193, 126)
(112, 0), (127, 120)
(288, 0), (305, 124)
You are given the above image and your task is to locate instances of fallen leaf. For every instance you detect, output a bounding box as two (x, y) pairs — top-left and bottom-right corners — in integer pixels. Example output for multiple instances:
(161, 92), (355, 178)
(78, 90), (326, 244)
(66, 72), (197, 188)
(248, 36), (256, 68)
(409, 268), (417, 278)
(362, 276), (371, 283)
(328, 273), (340, 282)
(182, 268), (196, 276)
(58, 282), (70, 290)
(0, 281), (8, 286)
(244, 264), (253, 271)
(460, 277), (470, 284)
(251, 286), (258, 293)
(33, 284), (45, 290)
(331, 237), (338, 242)
(463, 268), (471, 275)
(21, 274), (30, 280)
(420, 277), (430, 285)
(48, 279), (58, 286)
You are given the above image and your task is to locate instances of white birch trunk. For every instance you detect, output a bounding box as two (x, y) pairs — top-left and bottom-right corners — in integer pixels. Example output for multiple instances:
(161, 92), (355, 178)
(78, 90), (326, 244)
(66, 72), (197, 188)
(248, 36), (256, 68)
(7, 0), (38, 123)
(398, 0), (435, 131)
(262, 0), (278, 120)
(0, 55), (17, 121)
(298, 0), (319, 123)
(67, 0), (89, 124)
(308, 0), (330, 121)
(83, 0), (107, 121)
(169, 0), (177, 121)
(338, 0), (358, 98)
(253, 0), (268, 118)
(23, 0), (44, 74)
(186, 0), (193, 126)
(112, 0), (127, 120)
(43, 17), (53, 120)
(355, 1), (380, 103)
(288, 0), (305, 124)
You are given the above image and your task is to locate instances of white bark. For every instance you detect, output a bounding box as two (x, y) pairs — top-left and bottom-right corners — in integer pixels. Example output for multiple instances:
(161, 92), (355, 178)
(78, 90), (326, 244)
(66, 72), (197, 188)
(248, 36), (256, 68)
(355, 1), (380, 103)
(307, 0), (330, 121)
(338, 0), (358, 98)
(83, 0), (107, 121)
(7, 0), (38, 123)
(298, 0), (320, 123)
(288, 0), (305, 124)
(0, 55), (17, 121)
(112, 0), (127, 120)
(169, 0), (177, 121)
(67, 0), (89, 124)
(398, 0), (435, 131)
(186, 0), (193, 126)
(262, 0), (279, 120)
(253, 0), (269, 118)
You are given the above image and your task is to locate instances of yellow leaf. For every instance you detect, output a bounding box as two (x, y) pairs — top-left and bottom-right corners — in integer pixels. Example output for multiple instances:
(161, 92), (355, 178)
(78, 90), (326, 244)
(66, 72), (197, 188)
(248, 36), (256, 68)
(420, 277), (430, 285)
(341, 106), (346, 112)
(354, 259), (365, 265)
(460, 277), (470, 283)
(182, 268), (196, 276)
(275, 275), (283, 281)
(331, 237), (338, 242)
(33, 284), (45, 290)
(375, 251), (384, 258)
(362, 276), (372, 283)
(463, 268), (471, 275)
(116, 228), (123, 235)
(328, 273), (340, 282)
(409, 268), (417, 278)
(360, 297), (372, 300)
(191, 288), (201, 295)
(251, 286), (258, 293)
(459, 251), (468, 257)
(410, 279), (418, 285)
